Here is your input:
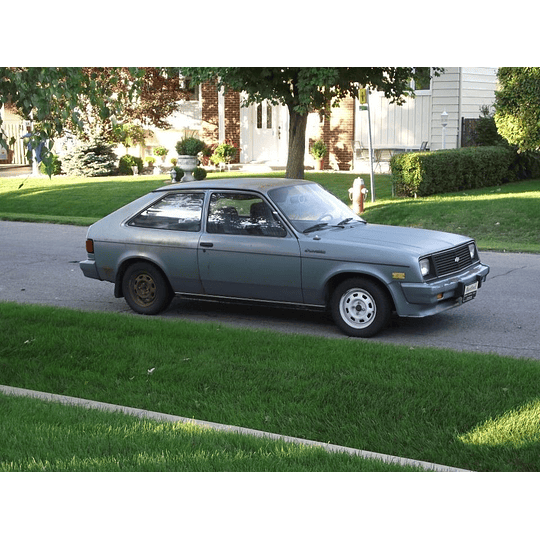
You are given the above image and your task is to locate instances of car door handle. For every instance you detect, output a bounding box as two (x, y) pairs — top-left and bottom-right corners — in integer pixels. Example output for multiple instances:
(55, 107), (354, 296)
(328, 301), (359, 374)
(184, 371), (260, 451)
(200, 242), (213, 248)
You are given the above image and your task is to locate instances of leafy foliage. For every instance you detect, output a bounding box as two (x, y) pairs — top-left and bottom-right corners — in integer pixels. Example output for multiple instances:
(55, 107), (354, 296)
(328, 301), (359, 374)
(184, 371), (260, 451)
(210, 140), (238, 165)
(309, 139), (328, 159)
(38, 153), (62, 176)
(495, 67), (540, 152)
(175, 136), (206, 156)
(0, 68), (144, 149)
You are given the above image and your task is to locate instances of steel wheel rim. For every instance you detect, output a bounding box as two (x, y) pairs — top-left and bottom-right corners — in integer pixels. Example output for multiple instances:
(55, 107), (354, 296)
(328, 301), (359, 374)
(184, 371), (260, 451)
(339, 287), (376, 329)
(131, 272), (156, 307)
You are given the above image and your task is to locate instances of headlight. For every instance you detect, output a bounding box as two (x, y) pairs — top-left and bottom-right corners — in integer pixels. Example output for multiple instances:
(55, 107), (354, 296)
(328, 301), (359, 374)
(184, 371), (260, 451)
(419, 258), (431, 277)
(468, 243), (476, 259)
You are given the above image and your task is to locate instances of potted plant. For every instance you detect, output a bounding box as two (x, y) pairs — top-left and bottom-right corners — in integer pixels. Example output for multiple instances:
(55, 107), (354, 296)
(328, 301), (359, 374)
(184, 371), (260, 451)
(154, 146), (168, 163)
(175, 136), (207, 182)
(210, 140), (238, 170)
(310, 139), (327, 170)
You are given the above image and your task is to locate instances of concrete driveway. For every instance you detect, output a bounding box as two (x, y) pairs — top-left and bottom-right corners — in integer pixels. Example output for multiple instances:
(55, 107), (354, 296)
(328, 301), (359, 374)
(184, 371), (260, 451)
(1, 220), (539, 360)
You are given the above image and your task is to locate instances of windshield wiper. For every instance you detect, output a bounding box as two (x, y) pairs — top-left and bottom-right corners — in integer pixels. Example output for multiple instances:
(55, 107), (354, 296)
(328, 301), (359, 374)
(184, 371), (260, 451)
(303, 218), (366, 234)
(337, 217), (366, 226)
(302, 223), (330, 234)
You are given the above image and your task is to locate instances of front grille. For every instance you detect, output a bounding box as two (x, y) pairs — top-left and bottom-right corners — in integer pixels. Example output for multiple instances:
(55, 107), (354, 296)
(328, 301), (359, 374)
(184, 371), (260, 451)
(432, 244), (474, 277)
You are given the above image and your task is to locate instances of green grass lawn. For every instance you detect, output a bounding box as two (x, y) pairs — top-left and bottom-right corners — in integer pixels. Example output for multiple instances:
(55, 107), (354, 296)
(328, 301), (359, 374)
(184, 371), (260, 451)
(1, 170), (540, 471)
(1, 170), (538, 252)
(2, 302), (540, 472)
(1, 392), (424, 472)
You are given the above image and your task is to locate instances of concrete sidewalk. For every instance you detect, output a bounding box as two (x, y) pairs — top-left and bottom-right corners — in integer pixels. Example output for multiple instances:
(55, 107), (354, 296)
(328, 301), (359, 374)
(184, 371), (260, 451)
(0, 164), (32, 177)
(0, 384), (470, 472)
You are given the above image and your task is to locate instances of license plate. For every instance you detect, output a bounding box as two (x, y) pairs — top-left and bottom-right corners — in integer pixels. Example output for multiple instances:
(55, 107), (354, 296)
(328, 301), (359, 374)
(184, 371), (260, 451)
(463, 281), (478, 302)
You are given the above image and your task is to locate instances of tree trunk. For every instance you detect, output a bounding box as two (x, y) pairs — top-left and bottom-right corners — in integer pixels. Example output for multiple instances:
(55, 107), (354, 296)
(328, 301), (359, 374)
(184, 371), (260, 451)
(286, 105), (308, 179)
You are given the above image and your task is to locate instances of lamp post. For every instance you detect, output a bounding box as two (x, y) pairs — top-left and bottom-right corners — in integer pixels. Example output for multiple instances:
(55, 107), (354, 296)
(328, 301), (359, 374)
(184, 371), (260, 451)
(441, 110), (448, 149)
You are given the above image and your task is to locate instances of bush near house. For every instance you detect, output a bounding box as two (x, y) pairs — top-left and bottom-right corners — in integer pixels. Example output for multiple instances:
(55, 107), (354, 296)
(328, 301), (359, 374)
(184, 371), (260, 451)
(118, 155), (144, 175)
(61, 138), (118, 177)
(390, 146), (515, 197)
(172, 166), (207, 180)
(39, 153), (62, 176)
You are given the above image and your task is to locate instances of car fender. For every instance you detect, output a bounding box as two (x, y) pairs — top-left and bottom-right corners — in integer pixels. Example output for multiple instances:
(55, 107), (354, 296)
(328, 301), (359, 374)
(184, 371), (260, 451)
(112, 249), (172, 298)
(301, 257), (405, 308)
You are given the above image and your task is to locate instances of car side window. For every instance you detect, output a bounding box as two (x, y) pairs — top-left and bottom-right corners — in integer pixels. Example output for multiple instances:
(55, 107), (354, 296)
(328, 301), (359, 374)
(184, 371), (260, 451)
(128, 192), (204, 231)
(207, 192), (287, 237)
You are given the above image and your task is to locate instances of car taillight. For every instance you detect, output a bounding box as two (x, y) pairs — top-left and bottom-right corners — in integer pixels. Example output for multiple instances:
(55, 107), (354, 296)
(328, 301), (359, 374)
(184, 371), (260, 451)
(86, 239), (94, 253)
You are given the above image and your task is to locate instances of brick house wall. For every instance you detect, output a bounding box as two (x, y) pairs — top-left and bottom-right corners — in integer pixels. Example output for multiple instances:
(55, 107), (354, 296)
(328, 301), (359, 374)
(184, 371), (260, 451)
(201, 82), (219, 144)
(201, 83), (241, 164)
(315, 96), (355, 171)
(223, 90), (240, 164)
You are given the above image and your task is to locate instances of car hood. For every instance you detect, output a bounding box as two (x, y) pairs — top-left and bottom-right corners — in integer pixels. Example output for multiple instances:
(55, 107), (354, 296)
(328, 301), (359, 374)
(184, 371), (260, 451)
(301, 222), (472, 259)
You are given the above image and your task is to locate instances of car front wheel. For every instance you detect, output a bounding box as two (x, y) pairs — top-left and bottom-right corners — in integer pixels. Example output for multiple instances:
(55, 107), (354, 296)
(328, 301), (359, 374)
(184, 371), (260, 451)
(122, 262), (173, 315)
(330, 278), (391, 337)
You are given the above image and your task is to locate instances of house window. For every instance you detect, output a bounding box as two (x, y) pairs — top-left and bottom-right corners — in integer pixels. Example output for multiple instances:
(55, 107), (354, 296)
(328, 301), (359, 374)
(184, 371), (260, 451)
(179, 76), (199, 101)
(412, 67), (431, 92)
(266, 104), (272, 129)
(256, 104), (263, 129)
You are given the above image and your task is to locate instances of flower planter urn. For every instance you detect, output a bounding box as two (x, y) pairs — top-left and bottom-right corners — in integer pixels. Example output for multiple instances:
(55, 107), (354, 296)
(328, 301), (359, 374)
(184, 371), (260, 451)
(176, 155), (198, 182)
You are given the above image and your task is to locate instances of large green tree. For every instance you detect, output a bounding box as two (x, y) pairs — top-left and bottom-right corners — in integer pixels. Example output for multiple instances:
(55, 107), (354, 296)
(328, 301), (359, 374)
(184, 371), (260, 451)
(495, 67), (540, 152)
(0, 67), (186, 175)
(180, 67), (436, 178)
(0, 67), (145, 173)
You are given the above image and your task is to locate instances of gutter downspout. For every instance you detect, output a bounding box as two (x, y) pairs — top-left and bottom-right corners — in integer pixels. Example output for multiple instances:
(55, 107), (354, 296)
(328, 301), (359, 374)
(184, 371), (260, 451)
(457, 67), (463, 148)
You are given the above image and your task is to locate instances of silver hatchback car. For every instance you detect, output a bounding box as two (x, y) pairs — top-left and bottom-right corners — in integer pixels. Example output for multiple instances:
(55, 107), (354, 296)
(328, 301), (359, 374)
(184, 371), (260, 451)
(80, 177), (489, 337)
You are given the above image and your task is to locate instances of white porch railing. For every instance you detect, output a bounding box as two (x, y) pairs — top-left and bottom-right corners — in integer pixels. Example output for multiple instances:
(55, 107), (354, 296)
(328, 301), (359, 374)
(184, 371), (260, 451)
(1, 121), (29, 165)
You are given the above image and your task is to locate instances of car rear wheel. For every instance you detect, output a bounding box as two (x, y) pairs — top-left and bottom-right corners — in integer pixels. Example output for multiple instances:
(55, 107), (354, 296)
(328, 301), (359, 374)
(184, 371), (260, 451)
(122, 262), (173, 315)
(330, 278), (391, 337)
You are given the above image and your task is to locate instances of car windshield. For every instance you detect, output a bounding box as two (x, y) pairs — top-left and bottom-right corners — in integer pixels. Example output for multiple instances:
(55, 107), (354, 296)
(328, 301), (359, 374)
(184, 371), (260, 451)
(268, 183), (364, 233)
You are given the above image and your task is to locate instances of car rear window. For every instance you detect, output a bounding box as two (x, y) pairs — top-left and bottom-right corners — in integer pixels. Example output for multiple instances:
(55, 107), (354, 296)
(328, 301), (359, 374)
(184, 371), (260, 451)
(128, 193), (204, 231)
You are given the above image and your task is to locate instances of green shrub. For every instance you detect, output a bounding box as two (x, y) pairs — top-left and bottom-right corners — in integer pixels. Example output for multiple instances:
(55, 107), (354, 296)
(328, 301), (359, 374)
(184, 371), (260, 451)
(61, 138), (117, 177)
(171, 166), (207, 181)
(39, 153), (62, 176)
(172, 166), (184, 181)
(309, 139), (328, 160)
(210, 141), (238, 165)
(118, 154), (144, 176)
(391, 146), (515, 197)
(193, 167), (207, 180)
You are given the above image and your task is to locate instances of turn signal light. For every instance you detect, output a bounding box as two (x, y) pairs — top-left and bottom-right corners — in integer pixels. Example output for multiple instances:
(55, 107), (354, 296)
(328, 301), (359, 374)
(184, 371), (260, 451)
(86, 239), (94, 254)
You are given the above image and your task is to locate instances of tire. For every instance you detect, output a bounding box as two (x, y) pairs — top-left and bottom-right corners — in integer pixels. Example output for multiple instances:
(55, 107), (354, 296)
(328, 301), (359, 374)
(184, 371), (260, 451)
(122, 262), (173, 315)
(330, 278), (391, 338)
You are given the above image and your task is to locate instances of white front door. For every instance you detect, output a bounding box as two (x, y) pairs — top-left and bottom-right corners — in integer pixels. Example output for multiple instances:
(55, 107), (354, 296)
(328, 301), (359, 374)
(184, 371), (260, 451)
(246, 101), (287, 163)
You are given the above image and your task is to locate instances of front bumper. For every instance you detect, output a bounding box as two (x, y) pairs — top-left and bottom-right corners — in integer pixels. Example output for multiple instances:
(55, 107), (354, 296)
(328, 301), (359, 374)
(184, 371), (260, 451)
(394, 262), (490, 317)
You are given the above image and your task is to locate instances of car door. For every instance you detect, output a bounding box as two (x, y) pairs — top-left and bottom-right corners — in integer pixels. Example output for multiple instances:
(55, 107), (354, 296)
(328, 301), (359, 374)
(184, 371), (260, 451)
(126, 191), (205, 294)
(198, 191), (303, 303)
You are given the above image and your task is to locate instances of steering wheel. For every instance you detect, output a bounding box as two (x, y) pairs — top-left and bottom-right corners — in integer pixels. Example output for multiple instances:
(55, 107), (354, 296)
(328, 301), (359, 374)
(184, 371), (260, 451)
(316, 213), (333, 222)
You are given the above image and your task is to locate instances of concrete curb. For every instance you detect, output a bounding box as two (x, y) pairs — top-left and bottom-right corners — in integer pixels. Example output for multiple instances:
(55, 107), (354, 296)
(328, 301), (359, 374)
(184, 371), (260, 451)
(0, 384), (471, 472)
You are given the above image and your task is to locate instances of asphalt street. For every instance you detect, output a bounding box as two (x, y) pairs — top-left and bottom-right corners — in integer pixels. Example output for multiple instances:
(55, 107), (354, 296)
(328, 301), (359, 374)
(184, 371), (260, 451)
(1, 220), (539, 360)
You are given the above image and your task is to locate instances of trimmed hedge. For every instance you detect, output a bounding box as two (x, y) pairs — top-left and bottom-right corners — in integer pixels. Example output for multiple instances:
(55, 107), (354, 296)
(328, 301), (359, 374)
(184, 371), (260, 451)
(390, 146), (515, 197)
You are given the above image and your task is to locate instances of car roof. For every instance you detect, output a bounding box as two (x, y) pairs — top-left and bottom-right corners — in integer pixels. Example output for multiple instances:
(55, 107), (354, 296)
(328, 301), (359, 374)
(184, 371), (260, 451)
(155, 177), (314, 195)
